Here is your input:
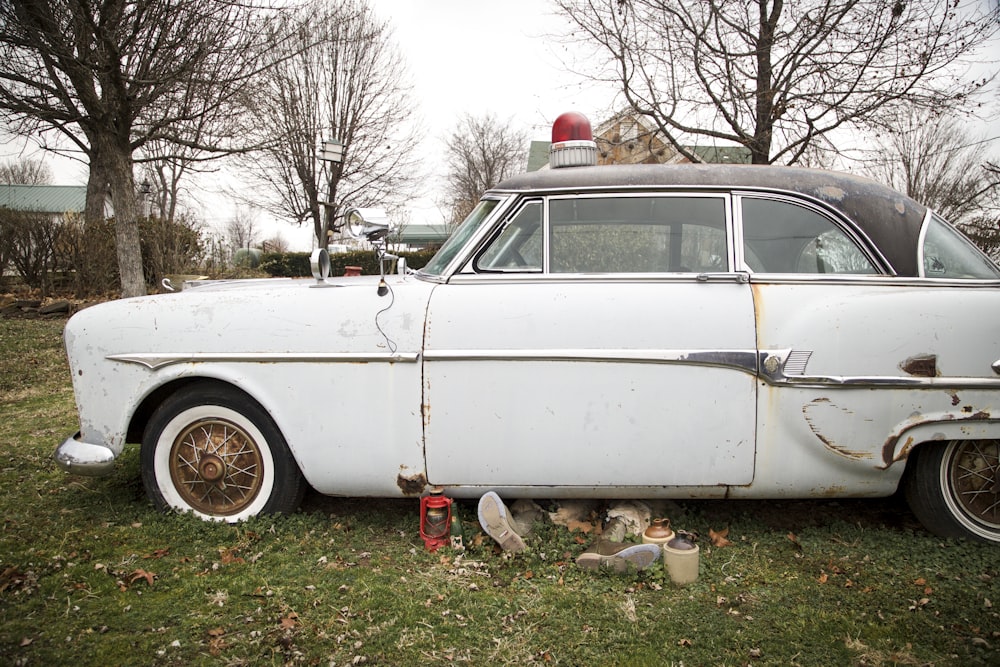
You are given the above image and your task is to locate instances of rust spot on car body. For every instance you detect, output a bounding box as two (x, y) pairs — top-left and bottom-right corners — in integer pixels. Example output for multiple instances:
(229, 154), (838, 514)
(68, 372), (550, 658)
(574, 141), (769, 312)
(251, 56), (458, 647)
(900, 354), (938, 378)
(880, 409), (993, 468)
(802, 398), (871, 461)
(396, 471), (427, 495)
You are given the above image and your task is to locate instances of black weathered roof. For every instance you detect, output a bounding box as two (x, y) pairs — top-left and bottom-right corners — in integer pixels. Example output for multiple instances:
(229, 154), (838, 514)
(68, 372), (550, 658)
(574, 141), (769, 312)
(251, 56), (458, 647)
(490, 164), (928, 276)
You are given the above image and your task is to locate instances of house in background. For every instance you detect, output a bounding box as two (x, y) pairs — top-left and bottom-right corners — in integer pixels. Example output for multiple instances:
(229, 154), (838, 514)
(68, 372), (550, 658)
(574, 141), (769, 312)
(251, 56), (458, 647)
(395, 222), (456, 250)
(0, 184), (95, 217)
(528, 111), (752, 171)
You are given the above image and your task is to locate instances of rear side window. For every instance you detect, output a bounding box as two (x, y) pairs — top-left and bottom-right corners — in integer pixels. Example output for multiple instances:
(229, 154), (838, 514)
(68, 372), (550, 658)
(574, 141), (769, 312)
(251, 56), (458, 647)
(741, 198), (877, 274)
(548, 196), (727, 273)
(921, 213), (1000, 279)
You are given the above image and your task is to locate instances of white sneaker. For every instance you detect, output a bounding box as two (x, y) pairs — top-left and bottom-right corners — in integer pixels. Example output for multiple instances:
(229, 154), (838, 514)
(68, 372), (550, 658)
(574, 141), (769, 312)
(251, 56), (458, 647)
(477, 491), (526, 552)
(575, 541), (661, 572)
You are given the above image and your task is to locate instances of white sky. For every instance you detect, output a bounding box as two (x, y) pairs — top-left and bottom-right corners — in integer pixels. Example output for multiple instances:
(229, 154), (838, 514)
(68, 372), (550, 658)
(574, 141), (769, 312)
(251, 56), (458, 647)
(357, 0), (616, 233)
(212, 0), (617, 249)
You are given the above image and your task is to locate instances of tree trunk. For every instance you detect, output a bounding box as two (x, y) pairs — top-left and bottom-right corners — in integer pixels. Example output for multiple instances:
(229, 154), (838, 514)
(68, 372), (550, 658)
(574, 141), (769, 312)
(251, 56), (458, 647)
(84, 159), (109, 227)
(105, 147), (147, 298)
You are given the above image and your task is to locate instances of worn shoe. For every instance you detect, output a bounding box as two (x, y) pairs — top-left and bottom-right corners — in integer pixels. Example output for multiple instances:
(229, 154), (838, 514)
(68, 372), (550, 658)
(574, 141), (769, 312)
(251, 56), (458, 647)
(478, 491), (526, 552)
(575, 540), (660, 572)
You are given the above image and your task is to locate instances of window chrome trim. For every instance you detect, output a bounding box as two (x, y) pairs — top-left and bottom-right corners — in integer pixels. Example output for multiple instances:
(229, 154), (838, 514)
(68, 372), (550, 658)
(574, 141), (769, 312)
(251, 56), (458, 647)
(916, 208), (933, 278)
(543, 191), (735, 274)
(423, 196), (516, 279)
(734, 192), (894, 276)
(445, 272), (751, 285)
(472, 198), (545, 274)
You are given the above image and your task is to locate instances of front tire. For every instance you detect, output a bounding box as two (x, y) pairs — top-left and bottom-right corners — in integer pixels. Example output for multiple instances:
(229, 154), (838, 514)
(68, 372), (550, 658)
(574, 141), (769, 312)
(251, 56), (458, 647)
(141, 386), (306, 522)
(903, 439), (1000, 543)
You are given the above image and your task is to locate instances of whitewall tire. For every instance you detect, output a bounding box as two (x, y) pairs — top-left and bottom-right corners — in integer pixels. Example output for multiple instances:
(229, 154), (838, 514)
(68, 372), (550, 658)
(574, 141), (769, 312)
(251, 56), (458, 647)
(141, 386), (306, 522)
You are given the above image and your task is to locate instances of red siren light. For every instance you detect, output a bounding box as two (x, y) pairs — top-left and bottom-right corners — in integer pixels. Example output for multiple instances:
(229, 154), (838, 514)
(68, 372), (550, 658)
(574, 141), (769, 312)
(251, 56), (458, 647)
(549, 111), (597, 169)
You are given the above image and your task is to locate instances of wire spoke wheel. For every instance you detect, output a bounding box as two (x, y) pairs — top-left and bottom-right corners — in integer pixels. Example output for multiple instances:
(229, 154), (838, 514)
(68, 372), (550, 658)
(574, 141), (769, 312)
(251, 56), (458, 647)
(142, 385), (306, 522)
(169, 418), (264, 516)
(945, 439), (1000, 531)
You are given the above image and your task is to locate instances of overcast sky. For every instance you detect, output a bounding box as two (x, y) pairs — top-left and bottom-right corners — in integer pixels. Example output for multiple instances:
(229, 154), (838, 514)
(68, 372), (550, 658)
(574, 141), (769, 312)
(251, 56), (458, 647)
(358, 0), (615, 232)
(223, 0), (615, 248)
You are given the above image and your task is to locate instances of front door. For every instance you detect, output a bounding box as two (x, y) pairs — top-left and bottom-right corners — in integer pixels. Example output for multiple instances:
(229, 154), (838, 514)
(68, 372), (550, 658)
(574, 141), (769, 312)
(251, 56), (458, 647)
(422, 194), (758, 490)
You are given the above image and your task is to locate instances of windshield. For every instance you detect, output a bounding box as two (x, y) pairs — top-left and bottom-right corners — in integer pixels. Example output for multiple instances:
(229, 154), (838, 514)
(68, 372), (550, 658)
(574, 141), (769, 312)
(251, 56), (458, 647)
(420, 199), (501, 277)
(921, 213), (1000, 279)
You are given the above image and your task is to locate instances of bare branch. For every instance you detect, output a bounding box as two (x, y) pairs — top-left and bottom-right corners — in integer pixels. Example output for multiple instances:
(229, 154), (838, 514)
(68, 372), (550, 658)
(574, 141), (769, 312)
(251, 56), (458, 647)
(556, 0), (1000, 164)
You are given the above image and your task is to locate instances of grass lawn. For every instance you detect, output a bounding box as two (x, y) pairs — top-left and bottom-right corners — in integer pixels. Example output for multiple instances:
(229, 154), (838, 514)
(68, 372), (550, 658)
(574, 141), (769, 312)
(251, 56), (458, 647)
(0, 317), (997, 666)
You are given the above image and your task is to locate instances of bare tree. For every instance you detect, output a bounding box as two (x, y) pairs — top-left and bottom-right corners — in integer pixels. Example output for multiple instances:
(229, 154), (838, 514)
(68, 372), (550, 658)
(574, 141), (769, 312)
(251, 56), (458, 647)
(862, 109), (1000, 259)
(240, 0), (422, 248)
(0, 0), (274, 297)
(443, 113), (528, 225)
(864, 110), (1000, 224)
(226, 206), (260, 252)
(555, 0), (999, 165)
(261, 234), (290, 254)
(0, 157), (51, 184)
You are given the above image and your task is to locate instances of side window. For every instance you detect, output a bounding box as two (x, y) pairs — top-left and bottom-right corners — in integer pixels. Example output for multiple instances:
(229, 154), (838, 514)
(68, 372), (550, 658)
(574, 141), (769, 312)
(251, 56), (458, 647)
(921, 213), (1000, 279)
(476, 201), (543, 271)
(548, 196), (727, 273)
(741, 198), (877, 274)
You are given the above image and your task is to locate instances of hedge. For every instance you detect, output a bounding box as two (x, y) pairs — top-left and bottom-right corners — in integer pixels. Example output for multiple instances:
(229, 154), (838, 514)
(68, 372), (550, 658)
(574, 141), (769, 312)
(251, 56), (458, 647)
(258, 248), (439, 278)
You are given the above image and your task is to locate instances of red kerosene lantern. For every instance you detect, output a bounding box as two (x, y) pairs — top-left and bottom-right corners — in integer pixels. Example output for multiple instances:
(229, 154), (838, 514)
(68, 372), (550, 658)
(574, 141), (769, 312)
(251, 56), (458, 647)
(419, 487), (453, 552)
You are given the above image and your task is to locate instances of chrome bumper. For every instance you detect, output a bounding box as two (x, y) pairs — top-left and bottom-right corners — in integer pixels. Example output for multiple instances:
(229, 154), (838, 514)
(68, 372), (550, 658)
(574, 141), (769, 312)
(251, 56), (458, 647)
(54, 433), (117, 476)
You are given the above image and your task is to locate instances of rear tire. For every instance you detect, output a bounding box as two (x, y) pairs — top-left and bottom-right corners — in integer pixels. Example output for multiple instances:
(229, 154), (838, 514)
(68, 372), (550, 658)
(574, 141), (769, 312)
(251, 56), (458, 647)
(141, 385), (306, 522)
(902, 439), (1000, 543)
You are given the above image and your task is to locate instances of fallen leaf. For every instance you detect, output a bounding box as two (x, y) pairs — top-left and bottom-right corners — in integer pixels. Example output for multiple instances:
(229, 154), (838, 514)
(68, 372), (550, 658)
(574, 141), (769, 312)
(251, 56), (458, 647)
(915, 577), (927, 586)
(143, 548), (170, 560)
(279, 613), (299, 630)
(567, 519), (595, 534)
(678, 638), (693, 647)
(219, 548), (245, 565)
(787, 533), (803, 552)
(129, 569), (155, 586)
(209, 637), (226, 657)
(207, 627), (225, 638)
(709, 527), (733, 548)
(19, 637), (32, 647)
(818, 572), (829, 584)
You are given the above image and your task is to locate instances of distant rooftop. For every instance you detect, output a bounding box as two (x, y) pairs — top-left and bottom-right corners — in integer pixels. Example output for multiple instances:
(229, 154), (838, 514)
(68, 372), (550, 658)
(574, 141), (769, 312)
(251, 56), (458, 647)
(397, 223), (453, 247)
(0, 184), (87, 214)
(526, 141), (552, 172)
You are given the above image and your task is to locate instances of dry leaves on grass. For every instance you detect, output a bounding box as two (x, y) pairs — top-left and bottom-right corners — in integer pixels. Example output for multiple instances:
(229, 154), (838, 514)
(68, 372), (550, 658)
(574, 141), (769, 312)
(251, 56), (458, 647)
(709, 527), (733, 547)
(128, 569), (156, 587)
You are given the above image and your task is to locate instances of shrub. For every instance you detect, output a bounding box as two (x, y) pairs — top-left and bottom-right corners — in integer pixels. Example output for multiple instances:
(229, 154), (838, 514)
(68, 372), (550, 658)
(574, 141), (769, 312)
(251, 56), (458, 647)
(0, 208), (63, 296)
(259, 248), (439, 278)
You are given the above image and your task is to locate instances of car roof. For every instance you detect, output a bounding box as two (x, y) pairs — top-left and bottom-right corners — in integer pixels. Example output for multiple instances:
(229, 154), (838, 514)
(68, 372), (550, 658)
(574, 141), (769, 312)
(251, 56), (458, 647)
(490, 164), (928, 276)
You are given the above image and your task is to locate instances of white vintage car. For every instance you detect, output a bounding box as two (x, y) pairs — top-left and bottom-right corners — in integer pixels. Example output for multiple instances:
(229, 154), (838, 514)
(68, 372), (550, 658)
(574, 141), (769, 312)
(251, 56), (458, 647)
(56, 114), (1000, 543)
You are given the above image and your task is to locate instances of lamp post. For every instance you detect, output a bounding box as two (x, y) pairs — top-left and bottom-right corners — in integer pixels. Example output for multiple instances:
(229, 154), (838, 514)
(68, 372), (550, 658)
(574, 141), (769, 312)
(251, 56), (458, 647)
(318, 139), (344, 246)
(138, 179), (152, 218)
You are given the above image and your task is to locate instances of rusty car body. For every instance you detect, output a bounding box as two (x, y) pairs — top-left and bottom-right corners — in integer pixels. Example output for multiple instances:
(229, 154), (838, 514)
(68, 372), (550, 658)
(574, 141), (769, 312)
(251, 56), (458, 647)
(55, 147), (1000, 542)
